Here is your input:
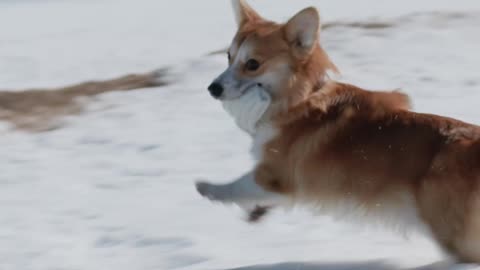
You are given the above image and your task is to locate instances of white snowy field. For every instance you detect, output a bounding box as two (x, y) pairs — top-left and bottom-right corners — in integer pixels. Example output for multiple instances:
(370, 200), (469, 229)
(0, 1), (480, 270)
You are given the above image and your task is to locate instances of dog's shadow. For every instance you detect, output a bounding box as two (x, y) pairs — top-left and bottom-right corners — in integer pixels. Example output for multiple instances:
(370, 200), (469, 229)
(227, 261), (476, 270)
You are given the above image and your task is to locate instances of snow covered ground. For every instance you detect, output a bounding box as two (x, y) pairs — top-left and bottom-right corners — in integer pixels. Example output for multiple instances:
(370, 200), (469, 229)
(0, 1), (480, 270)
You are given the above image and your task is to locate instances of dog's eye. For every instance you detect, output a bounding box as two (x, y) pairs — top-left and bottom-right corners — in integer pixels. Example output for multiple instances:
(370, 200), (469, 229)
(245, 59), (260, 71)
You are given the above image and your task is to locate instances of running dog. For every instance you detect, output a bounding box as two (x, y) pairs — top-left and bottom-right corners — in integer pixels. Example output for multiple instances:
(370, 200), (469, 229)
(196, 0), (480, 263)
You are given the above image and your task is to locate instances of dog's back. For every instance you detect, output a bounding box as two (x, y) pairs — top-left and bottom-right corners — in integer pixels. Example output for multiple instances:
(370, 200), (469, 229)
(265, 82), (480, 262)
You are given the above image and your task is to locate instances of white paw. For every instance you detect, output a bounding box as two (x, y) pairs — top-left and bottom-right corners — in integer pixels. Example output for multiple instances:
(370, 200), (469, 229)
(195, 181), (232, 203)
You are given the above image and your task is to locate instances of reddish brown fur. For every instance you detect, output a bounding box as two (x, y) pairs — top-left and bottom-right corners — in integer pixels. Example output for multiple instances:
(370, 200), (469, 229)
(256, 82), (480, 262)
(0, 70), (166, 132)
(226, 1), (480, 262)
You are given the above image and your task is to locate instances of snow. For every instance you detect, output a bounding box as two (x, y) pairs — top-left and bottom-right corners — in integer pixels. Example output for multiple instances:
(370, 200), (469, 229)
(0, 1), (479, 270)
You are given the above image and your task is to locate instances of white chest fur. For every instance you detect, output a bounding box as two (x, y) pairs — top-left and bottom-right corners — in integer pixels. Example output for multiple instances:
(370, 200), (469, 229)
(251, 124), (278, 160)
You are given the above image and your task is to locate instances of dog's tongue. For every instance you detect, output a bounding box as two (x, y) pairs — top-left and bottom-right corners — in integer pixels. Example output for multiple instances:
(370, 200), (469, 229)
(221, 86), (272, 135)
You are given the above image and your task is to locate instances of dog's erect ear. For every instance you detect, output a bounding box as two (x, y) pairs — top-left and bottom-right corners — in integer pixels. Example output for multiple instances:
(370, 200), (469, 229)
(231, 0), (263, 27)
(285, 7), (320, 58)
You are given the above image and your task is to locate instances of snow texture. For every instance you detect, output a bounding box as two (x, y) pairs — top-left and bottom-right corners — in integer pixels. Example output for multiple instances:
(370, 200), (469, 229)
(0, 0), (480, 269)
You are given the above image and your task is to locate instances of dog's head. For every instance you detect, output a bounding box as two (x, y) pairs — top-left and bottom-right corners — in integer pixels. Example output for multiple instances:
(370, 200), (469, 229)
(208, 0), (337, 110)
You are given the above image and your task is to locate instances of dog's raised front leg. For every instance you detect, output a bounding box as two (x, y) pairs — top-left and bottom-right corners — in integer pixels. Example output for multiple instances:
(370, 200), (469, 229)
(196, 170), (288, 222)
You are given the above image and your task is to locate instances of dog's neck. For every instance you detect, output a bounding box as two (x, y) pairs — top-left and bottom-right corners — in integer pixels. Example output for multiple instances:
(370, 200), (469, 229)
(221, 87), (272, 136)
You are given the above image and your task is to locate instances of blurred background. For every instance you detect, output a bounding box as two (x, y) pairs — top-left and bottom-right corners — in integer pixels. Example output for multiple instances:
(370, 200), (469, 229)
(0, 0), (479, 269)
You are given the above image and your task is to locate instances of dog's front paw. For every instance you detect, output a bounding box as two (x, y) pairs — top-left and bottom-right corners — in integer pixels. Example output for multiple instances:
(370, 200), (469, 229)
(195, 181), (232, 203)
(195, 181), (214, 199)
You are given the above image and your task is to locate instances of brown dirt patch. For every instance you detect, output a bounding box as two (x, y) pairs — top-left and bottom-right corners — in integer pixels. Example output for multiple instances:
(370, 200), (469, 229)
(0, 69), (169, 132)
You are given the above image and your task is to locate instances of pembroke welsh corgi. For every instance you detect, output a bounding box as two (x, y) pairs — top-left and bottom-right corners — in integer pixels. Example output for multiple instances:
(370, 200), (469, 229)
(196, 0), (480, 263)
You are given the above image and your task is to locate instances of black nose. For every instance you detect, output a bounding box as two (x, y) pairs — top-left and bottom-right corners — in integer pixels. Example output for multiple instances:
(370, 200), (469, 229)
(208, 82), (224, 98)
